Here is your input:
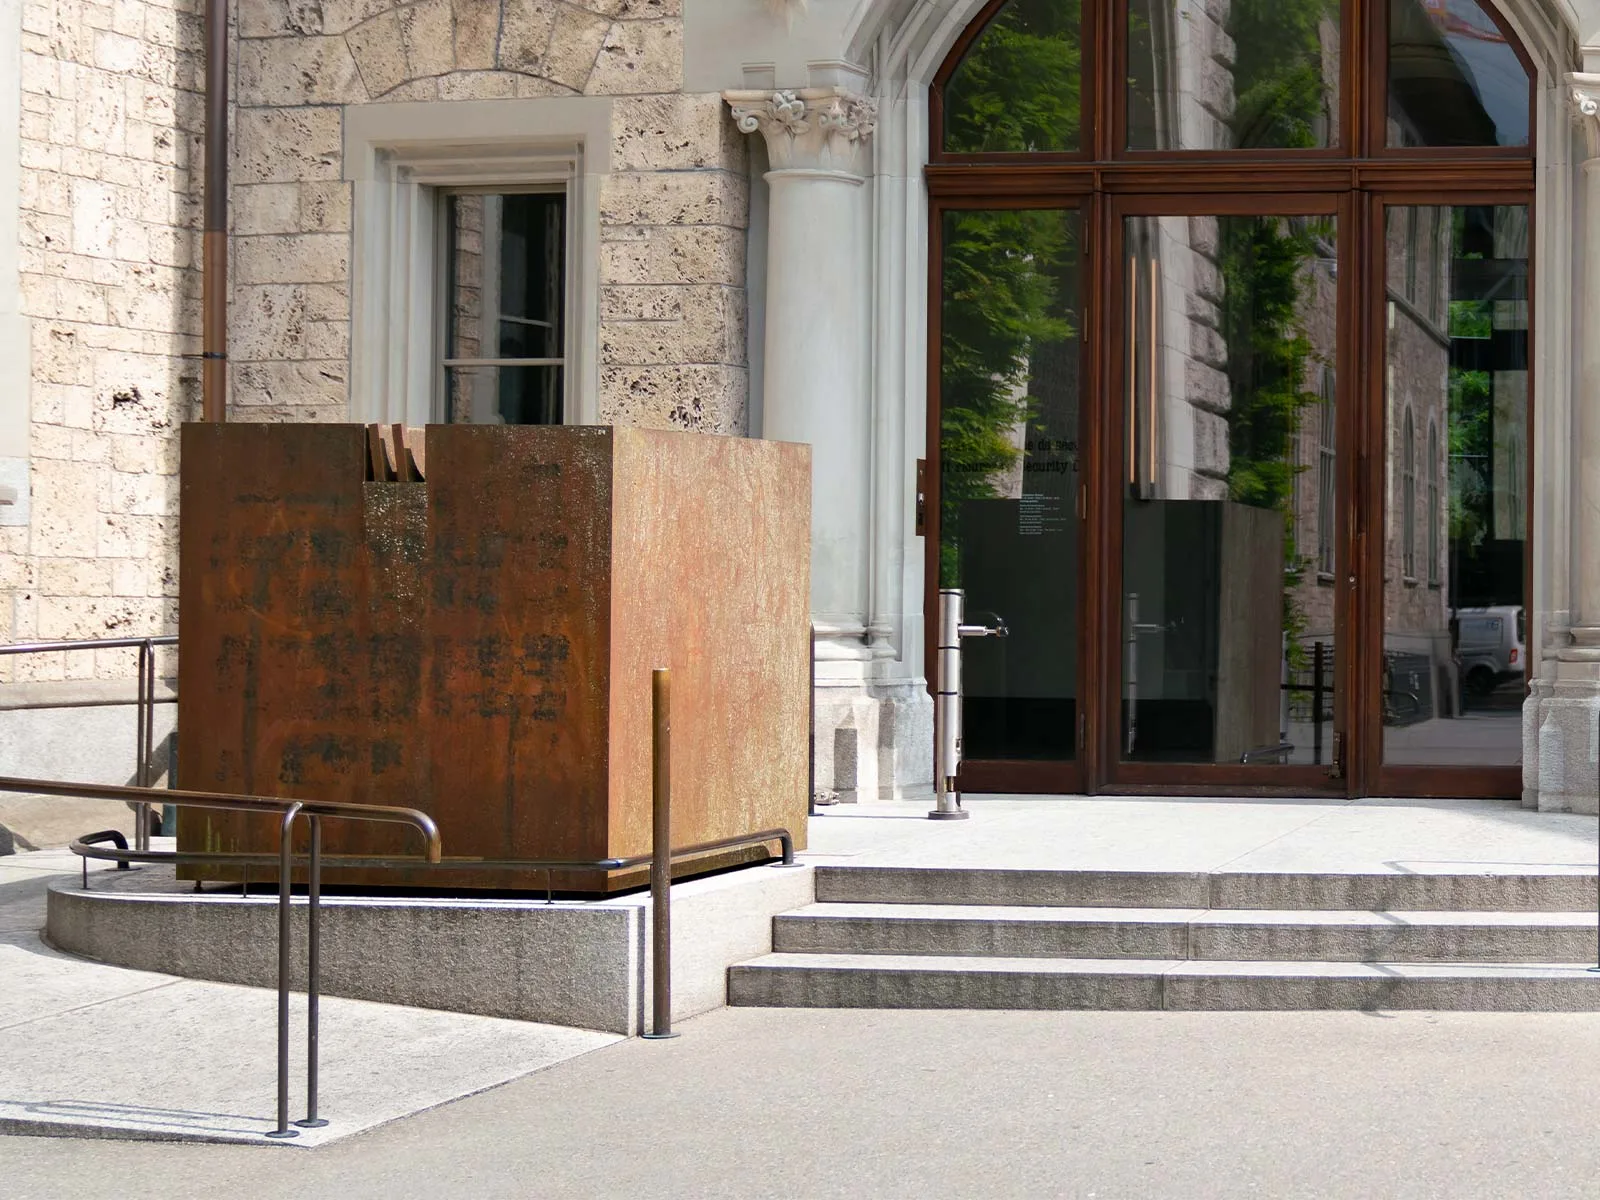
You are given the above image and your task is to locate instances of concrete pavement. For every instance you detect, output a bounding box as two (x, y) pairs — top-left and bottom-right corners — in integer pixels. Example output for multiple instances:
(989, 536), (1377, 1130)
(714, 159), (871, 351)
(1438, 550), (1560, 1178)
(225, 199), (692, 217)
(4, 794), (1598, 1191)
(4, 1004), (1600, 1197)
(0, 848), (619, 1146)
(800, 793), (1598, 875)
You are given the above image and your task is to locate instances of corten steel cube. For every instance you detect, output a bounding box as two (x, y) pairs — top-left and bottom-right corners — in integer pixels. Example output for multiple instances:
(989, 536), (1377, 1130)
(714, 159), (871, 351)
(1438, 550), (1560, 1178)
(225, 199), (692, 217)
(176, 423), (811, 892)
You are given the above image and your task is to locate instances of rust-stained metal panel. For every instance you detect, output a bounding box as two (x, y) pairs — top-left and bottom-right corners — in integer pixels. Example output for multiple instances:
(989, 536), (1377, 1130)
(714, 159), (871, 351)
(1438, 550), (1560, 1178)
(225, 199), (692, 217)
(607, 428), (811, 870)
(421, 426), (613, 871)
(178, 423), (808, 892)
(179, 423), (370, 866)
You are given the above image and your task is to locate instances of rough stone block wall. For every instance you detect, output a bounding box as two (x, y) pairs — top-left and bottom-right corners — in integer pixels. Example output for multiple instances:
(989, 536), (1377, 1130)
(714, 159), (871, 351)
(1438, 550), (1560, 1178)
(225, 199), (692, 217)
(231, 0), (750, 432)
(601, 92), (747, 432)
(3, 0), (200, 681)
(3, 0), (751, 691)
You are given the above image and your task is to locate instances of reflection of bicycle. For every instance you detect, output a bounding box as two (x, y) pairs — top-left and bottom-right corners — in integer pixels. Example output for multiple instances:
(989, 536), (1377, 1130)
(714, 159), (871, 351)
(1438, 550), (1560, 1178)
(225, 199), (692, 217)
(1382, 689), (1422, 725)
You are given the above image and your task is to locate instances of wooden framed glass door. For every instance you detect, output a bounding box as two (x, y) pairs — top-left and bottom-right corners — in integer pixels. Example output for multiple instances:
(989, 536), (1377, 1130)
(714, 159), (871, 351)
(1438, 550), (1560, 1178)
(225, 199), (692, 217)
(1100, 194), (1351, 792)
(924, 0), (1536, 798)
(929, 201), (1091, 795)
(1355, 194), (1532, 798)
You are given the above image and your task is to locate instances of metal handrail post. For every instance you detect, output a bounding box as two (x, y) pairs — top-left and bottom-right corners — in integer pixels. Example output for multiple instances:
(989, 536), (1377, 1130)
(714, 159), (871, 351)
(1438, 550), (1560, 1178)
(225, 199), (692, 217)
(267, 802), (304, 1140)
(134, 640), (149, 852)
(0, 634), (178, 849)
(643, 668), (678, 1040)
(142, 638), (157, 836)
(808, 625), (816, 817)
(298, 814), (327, 1129)
(1593, 706), (1599, 974)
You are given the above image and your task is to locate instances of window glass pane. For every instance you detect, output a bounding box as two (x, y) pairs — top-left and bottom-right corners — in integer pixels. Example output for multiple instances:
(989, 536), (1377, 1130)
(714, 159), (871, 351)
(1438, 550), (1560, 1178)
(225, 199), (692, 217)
(493, 193), (565, 359)
(1388, 0), (1528, 147)
(1128, 0), (1340, 150)
(1121, 213), (1338, 766)
(940, 208), (1082, 760)
(445, 192), (566, 425)
(1382, 205), (1527, 767)
(942, 0), (1082, 153)
(446, 365), (563, 426)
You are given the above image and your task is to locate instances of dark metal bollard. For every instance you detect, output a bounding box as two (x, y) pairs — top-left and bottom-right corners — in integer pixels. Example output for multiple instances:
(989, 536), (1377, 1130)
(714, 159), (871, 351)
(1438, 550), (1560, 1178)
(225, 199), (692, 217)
(643, 668), (679, 1040)
(267, 802), (304, 1139)
(808, 625), (817, 818)
(298, 814), (327, 1129)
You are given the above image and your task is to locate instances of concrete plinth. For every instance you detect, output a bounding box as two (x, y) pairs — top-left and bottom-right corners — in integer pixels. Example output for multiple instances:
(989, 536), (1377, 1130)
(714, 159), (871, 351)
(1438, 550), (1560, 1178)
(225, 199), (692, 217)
(1524, 659), (1600, 813)
(813, 676), (932, 804)
(0, 679), (176, 849)
(47, 861), (813, 1035)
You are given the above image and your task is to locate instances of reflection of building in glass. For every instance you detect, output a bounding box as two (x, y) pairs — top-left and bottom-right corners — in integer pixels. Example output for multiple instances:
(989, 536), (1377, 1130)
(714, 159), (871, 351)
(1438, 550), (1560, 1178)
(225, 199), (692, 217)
(1381, 205), (1455, 721)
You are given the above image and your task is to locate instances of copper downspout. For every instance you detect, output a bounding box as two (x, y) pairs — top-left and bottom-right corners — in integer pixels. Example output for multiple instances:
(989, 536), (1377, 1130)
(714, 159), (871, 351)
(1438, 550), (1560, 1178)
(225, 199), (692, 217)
(201, 0), (228, 422)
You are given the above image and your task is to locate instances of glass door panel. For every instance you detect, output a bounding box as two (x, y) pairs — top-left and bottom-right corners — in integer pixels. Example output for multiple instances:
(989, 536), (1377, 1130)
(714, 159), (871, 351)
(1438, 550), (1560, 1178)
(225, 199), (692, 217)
(1120, 212), (1339, 768)
(1380, 204), (1527, 768)
(938, 208), (1083, 763)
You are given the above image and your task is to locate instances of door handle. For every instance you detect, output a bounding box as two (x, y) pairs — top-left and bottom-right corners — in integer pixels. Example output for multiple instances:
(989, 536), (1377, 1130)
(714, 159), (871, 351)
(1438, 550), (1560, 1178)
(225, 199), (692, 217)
(915, 458), (927, 537)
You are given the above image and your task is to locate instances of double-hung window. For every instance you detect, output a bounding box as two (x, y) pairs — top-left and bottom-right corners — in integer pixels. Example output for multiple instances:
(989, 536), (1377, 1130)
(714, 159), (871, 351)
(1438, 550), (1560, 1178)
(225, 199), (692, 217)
(344, 98), (610, 428)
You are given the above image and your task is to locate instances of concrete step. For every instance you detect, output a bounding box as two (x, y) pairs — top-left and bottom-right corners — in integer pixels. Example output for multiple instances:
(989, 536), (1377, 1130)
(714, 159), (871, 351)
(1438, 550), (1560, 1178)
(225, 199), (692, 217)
(814, 866), (1599, 913)
(728, 953), (1600, 1012)
(773, 903), (1600, 963)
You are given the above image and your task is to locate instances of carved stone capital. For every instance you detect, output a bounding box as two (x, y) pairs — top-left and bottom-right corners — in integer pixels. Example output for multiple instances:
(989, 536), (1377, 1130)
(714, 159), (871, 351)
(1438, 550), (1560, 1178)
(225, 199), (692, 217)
(723, 87), (878, 176)
(1568, 73), (1600, 158)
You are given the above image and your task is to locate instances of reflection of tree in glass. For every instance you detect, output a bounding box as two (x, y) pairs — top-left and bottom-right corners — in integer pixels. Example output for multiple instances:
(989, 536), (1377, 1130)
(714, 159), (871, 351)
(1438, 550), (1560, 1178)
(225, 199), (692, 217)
(1218, 215), (1326, 667)
(1230, 0), (1337, 148)
(939, 3), (1085, 586)
(1218, 0), (1338, 663)
(943, 0), (1081, 154)
(1220, 217), (1324, 513)
(1448, 224), (1494, 560)
(940, 210), (1076, 585)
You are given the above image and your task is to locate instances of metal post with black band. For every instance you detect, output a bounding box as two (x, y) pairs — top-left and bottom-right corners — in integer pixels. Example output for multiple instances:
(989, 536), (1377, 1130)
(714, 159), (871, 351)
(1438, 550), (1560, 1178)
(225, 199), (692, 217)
(929, 588), (1007, 820)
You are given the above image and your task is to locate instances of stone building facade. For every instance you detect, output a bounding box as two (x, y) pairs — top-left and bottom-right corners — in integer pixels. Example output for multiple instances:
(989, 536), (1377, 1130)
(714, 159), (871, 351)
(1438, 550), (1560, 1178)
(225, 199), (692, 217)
(6, 0), (1600, 820)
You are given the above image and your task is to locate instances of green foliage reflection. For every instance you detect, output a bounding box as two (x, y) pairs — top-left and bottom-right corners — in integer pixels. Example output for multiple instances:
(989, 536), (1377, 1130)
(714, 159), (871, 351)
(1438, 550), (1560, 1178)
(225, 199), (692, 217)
(939, 209), (1077, 585)
(943, 0), (1081, 153)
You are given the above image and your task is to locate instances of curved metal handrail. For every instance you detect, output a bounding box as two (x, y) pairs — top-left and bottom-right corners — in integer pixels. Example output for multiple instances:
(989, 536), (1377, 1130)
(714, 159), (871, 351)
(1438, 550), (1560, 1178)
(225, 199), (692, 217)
(67, 825), (794, 878)
(0, 775), (441, 858)
(0, 774), (438, 1139)
(2, 634), (180, 854)
(0, 635), (179, 655)
(3, 665), (798, 1130)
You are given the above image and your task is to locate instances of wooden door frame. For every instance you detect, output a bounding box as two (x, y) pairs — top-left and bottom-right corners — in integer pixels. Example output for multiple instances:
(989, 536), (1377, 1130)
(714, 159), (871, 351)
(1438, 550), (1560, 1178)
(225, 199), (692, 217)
(923, 0), (1537, 799)
(1093, 192), (1352, 796)
(926, 194), (1096, 797)
(1354, 186), (1536, 799)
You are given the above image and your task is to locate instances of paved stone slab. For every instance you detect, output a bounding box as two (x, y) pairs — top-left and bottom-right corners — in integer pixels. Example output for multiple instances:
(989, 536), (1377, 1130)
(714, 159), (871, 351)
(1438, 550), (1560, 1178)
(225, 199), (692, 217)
(732, 950), (1600, 1011)
(0, 850), (621, 1148)
(0, 939), (619, 1146)
(804, 795), (1599, 876)
(10, 1007), (1600, 1198)
(776, 901), (1600, 961)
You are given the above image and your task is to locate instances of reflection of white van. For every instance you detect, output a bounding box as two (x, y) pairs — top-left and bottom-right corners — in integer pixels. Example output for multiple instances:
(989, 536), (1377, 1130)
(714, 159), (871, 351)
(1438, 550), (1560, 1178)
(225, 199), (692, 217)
(1457, 606), (1524, 695)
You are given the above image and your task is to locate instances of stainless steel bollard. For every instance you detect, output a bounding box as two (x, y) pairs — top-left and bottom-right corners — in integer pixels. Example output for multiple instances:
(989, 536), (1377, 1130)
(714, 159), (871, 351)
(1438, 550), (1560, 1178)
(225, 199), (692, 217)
(930, 589), (968, 820)
(929, 590), (1008, 821)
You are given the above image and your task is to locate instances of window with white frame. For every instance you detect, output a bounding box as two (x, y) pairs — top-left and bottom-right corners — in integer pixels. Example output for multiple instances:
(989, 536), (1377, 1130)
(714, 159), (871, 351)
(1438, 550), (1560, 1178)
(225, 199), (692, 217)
(442, 189), (568, 425)
(342, 97), (611, 429)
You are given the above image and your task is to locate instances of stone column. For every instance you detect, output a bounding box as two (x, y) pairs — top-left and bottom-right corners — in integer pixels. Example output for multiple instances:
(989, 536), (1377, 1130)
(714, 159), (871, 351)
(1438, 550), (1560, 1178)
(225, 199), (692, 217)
(725, 88), (928, 802)
(1527, 78), (1600, 811)
(725, 88), (876, 660)
(0, 0), (29, 532)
